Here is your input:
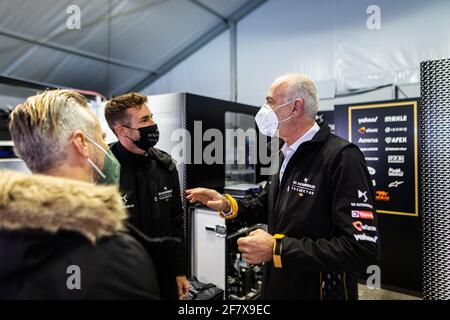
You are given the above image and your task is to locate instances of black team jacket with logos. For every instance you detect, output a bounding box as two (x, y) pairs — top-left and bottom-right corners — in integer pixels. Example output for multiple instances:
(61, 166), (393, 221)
(111, 142), (186, 300)
(230, 123), (380, 300)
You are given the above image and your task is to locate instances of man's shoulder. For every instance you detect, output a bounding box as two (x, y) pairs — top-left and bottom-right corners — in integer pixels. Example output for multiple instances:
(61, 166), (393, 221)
(148, 147), (177, 172)
(321, 133), (364, 164)
(320, 133), (353, 154)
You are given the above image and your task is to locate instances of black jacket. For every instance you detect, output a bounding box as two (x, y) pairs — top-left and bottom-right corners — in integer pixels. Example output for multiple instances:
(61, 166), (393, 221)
(111, 142), (186, 300)
(0, 170), (160, 300)
(234, 123), (380, 300)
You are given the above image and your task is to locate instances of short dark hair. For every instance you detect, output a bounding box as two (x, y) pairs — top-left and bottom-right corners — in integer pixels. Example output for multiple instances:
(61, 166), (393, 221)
(105, 92), (147, 134)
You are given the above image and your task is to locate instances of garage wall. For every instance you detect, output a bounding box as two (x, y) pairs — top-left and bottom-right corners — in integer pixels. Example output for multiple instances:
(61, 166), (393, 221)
(142, 0), (449, 110)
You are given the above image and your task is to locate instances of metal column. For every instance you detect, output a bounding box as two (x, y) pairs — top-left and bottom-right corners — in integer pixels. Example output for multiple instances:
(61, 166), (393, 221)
(420, 58), (450, 300)
(229, 21), (238, 102)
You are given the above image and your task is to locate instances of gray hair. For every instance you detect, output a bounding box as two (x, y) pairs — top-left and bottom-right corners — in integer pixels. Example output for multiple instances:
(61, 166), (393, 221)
(9, 90), (96, 173)
(273, 74), (319, 118)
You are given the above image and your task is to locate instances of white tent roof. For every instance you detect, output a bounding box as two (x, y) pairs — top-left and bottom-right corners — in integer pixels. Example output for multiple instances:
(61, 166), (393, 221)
(0, 0), (265, 96)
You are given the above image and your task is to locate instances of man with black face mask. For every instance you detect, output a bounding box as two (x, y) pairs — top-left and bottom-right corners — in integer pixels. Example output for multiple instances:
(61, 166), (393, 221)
(105, 92), (188, 300)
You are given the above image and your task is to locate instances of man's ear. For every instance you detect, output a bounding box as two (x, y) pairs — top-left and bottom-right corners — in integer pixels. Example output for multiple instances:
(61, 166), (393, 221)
(293, 98), (305, 116)
(71, 130), (89, 158)
(114, 125), (124, 137)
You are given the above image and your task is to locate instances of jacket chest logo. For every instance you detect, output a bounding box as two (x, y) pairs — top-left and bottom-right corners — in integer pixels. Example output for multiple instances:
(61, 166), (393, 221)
(288, 178), (316, 196)
(121, 193), (135, 209)
(158, 186), (173, 201)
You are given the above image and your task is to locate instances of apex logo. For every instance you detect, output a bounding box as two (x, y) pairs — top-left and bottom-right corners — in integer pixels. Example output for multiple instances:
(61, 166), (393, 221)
(385, 136), (407, 144)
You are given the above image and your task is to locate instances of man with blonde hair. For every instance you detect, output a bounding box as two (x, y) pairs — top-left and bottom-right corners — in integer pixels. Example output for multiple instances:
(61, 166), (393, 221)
(187, 74), (379, 300)
(0, 89), (159, 299)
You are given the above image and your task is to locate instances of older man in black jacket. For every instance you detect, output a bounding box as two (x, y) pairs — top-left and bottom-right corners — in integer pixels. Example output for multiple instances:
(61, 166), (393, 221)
(187, 74), (380, 300)
(1, 90), (159, 299)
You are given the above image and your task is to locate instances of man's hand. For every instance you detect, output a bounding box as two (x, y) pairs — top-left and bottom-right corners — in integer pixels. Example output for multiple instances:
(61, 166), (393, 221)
(186, 188), (230, 212)
(237, 229), (275, 265)
(176, 275), (190, 300)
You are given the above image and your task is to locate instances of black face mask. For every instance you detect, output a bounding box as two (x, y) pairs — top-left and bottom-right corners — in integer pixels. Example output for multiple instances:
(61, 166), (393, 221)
(123, 123), (159, 150)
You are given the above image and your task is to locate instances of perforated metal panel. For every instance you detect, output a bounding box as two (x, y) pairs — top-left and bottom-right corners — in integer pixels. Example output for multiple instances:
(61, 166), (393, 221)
(420, 58), (450, 300)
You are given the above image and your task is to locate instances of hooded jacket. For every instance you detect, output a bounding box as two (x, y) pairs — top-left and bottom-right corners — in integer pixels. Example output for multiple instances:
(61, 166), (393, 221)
(0, 170), (159, 300)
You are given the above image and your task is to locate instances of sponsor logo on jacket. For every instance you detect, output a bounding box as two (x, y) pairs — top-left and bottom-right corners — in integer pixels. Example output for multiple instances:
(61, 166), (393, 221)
(351, 210), (374, 220)
(354, 233), (378, 243)
(121, 193), (135, 209)
(353, 221), (377, 232)
(358, 190), (368, 202)
(290, 178), (316, 196)
(158, 187), (173, 201)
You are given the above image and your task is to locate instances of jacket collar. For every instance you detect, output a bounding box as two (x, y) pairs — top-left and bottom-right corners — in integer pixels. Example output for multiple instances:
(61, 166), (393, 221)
(310, 122), (331, 143)
(113, 141), (149, 164)
(112, 142), (175, 172)
(0, 170), (127, 243)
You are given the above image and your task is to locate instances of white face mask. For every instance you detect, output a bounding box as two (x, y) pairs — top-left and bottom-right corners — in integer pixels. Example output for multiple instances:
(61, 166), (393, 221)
(255, 100), (295, 137)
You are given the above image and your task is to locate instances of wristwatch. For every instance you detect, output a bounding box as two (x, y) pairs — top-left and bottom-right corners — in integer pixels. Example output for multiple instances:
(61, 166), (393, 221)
(273, 234), (285, 268)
